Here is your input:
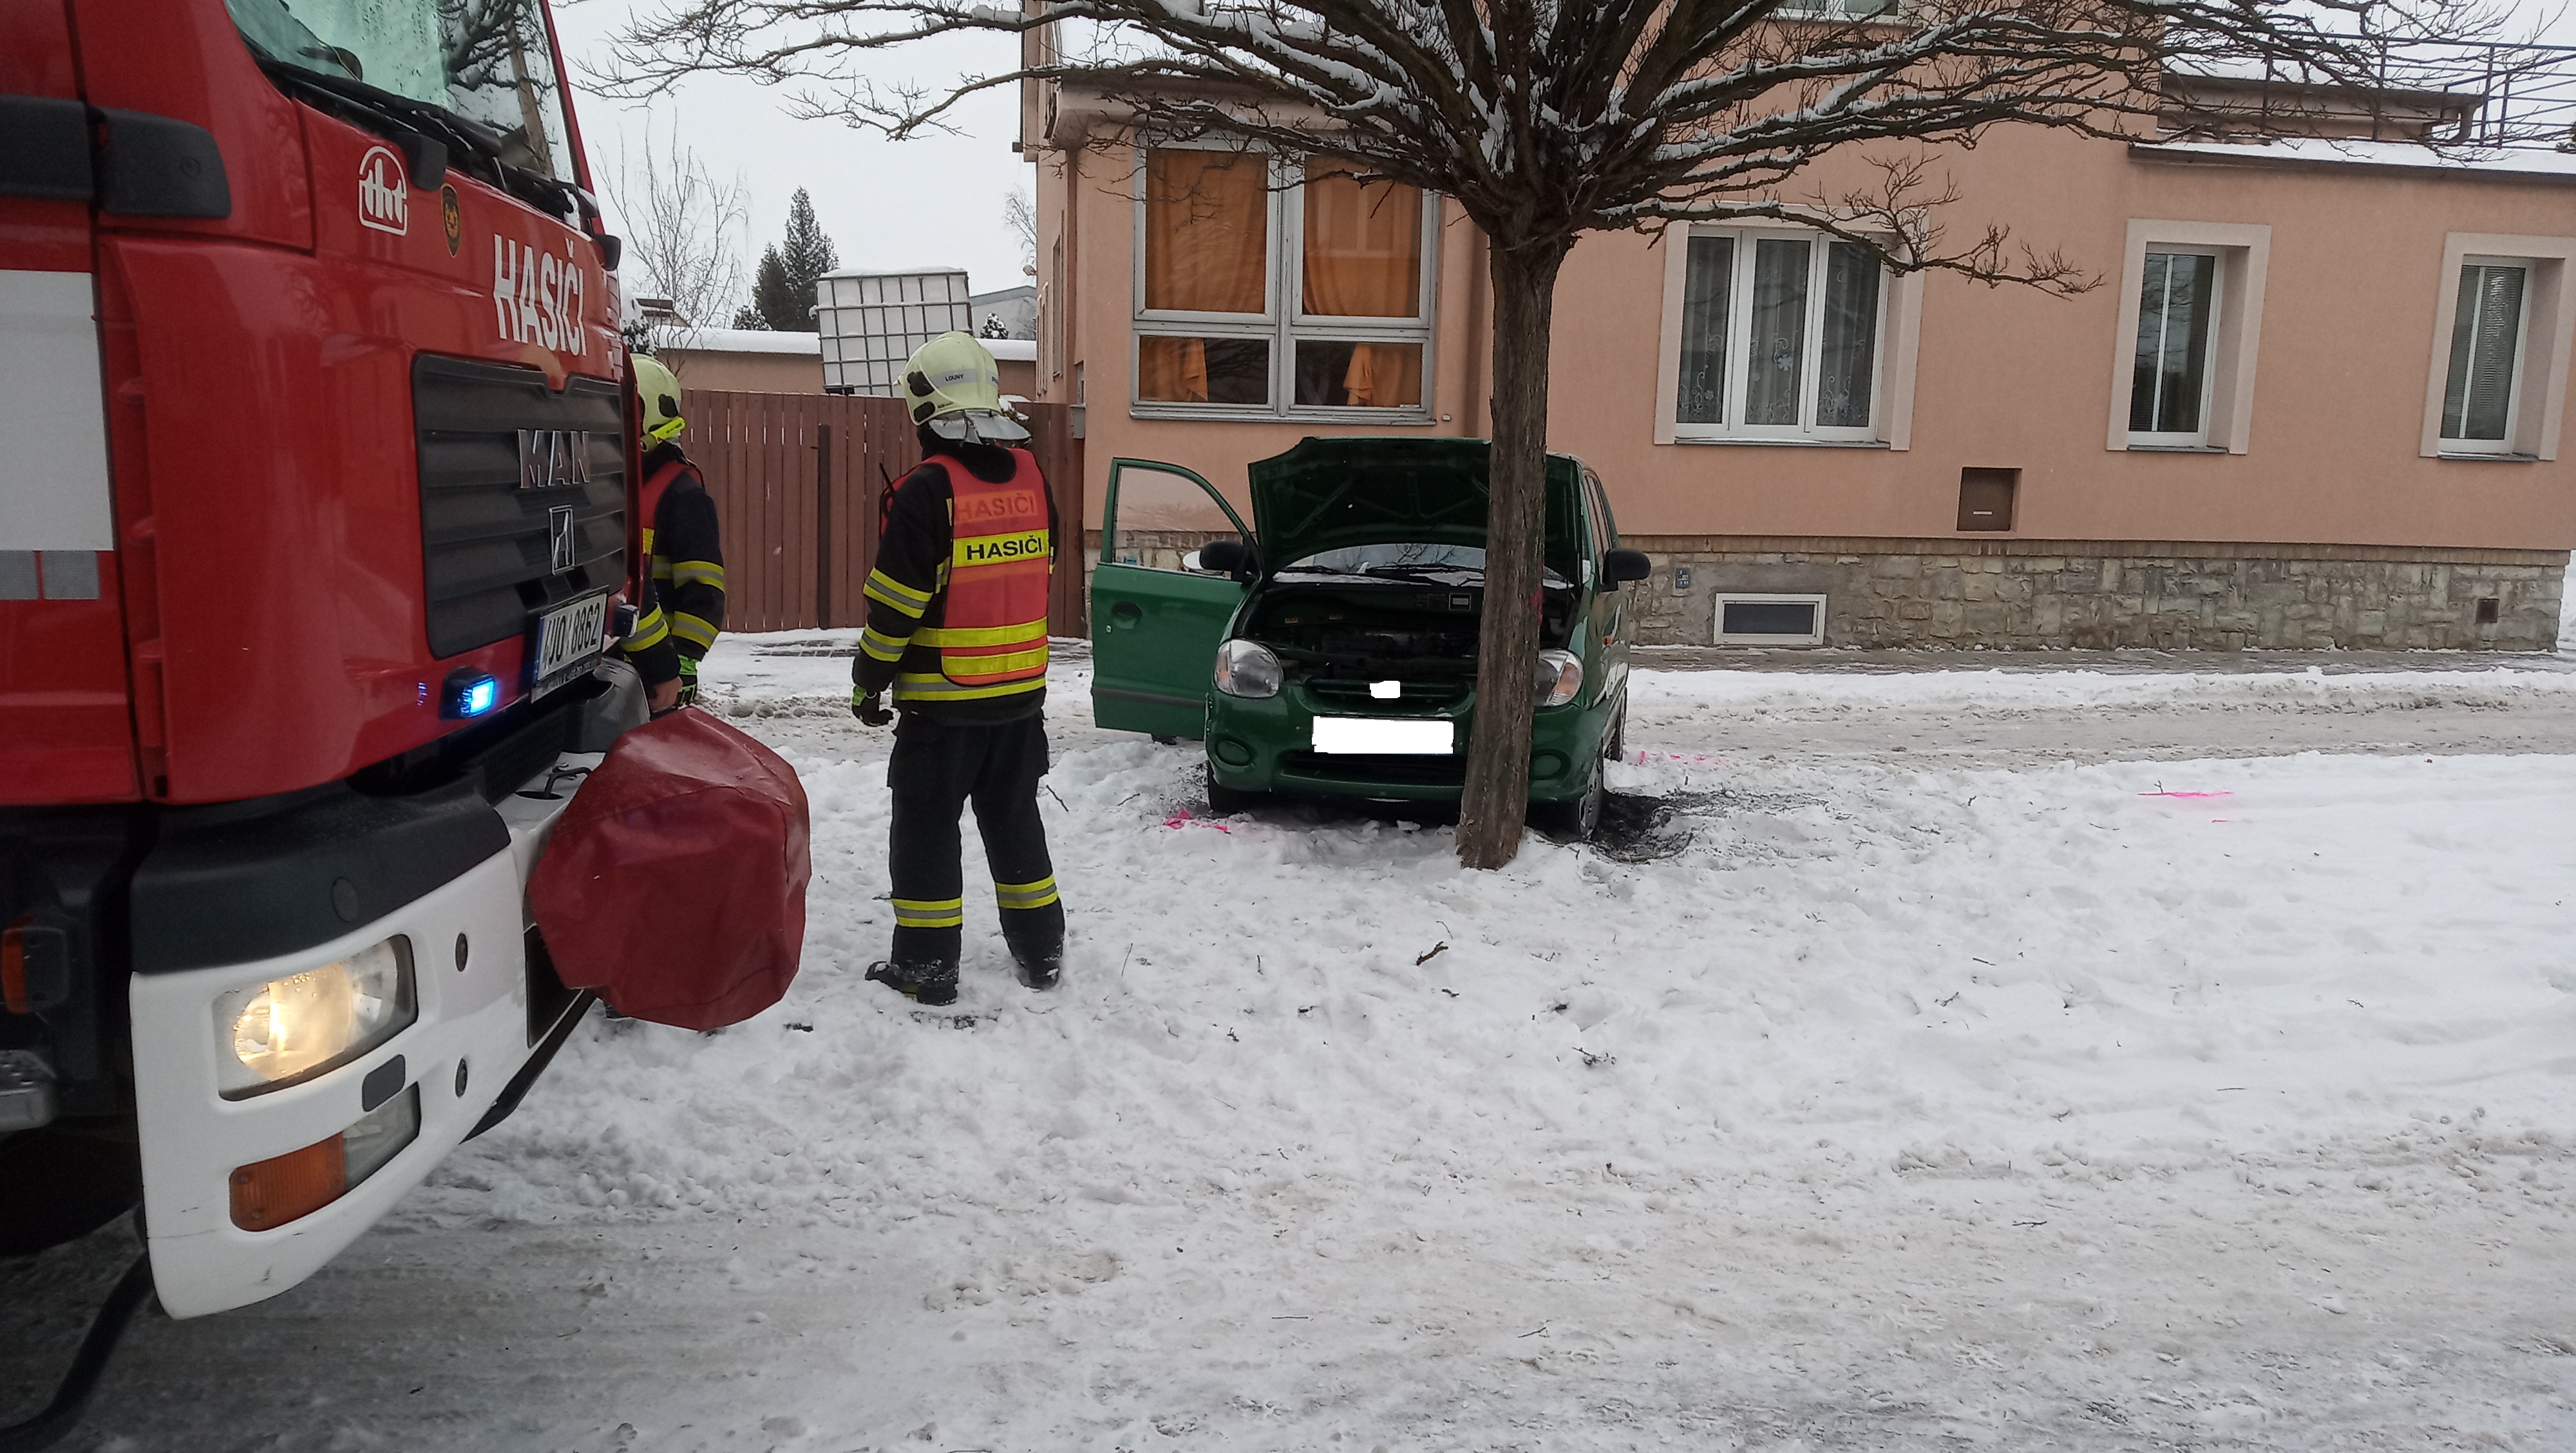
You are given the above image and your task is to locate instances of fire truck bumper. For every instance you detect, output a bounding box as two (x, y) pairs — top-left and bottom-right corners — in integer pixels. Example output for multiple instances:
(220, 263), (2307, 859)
(128, 757), (600, 1319)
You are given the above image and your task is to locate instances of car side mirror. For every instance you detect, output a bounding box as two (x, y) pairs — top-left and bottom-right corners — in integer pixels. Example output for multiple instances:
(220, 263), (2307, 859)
(1198, 537), (1252, 576)
(1604, 548), (1652, 584)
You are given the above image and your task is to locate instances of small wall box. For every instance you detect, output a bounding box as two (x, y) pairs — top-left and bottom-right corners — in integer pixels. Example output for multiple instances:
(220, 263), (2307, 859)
(1713, 593), (1828, 646)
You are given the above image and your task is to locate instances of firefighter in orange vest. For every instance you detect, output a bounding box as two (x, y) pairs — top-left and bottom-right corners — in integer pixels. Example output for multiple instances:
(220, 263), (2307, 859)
(851, 333), (1061, 1005)
(622, 356), (726, 711)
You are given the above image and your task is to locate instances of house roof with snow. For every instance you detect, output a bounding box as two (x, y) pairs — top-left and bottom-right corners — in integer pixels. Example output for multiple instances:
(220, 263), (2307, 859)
(2133, 135), (2576, 182)
(656, 327), (826, 356)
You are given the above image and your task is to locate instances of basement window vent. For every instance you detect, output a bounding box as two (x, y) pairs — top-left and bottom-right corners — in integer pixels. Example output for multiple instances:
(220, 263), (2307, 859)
(1958, 467), (2018, 532)
(1714, 593), (1827, 646)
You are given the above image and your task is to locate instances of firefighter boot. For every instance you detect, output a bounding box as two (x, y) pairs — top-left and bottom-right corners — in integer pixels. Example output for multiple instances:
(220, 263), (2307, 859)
(866, 958), (959, 1007)
(1012, 950), (1062, 992)
(1001, 904), (1065, 991)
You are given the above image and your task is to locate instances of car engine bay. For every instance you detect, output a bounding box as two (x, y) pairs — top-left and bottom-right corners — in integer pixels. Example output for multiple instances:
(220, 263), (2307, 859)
(1245, 582), (1577, 679)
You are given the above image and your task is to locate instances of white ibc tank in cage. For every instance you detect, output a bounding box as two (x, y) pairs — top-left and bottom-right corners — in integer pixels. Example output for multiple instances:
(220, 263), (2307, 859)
(816, 269), (975, 394)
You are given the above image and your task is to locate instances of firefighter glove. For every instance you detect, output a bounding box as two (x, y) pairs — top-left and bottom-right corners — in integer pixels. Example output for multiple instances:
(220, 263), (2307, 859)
(853, 688), (893, 726)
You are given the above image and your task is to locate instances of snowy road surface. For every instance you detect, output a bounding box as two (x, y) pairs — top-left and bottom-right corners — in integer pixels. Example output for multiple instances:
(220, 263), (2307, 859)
(10, 642), (2576, 1450)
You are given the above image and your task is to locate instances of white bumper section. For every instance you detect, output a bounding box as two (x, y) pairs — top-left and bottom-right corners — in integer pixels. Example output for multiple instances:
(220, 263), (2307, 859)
(129, 752), (602, 1318)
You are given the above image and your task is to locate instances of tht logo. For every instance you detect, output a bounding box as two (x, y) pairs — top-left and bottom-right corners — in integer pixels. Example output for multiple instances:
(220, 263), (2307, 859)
(359, 145), (408, 235)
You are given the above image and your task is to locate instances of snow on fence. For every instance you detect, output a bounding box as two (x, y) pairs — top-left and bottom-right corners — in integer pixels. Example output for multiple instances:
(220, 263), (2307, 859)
(677, 390), (1086, 636)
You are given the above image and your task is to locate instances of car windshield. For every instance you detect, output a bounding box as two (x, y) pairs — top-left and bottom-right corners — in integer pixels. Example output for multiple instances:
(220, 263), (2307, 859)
(1277, 543), (1569, 587)
(226, 0), (578, 182)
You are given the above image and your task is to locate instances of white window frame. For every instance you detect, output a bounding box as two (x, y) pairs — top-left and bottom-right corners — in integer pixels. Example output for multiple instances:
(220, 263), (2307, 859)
(1713, 593), (1828, 646)
(1130, 141), (1440, 423)
(2105, 220), (2268, 455)
(1653, 220), (1924, 450)
(2126, 244), (2224, 448)
(2420, 234), (2576, 462)
(2439, 256), (2532, 457)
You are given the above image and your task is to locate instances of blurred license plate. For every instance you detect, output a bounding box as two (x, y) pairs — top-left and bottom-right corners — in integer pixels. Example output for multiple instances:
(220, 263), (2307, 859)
(528, 590), (610, 699)
(1311, 717), (1452, 755)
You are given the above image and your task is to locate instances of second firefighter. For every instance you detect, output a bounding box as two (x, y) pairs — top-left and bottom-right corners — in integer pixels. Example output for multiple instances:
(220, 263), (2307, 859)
(621, 356), (727, 710)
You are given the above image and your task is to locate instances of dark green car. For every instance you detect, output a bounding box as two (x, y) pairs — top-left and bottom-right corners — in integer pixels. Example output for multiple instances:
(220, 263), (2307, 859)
(1089, 437), (1651, 838)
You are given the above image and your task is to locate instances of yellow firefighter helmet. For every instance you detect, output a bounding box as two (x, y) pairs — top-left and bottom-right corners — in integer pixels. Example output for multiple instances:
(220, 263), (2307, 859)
(903, 331), (1029, 442)
(633, 354), (685, 445)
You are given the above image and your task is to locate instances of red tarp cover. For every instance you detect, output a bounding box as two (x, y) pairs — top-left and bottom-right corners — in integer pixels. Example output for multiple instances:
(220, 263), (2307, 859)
(530, 708), (811, 1029)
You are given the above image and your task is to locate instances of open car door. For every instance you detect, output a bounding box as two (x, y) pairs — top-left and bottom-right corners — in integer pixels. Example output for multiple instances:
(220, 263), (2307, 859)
(1091, 459), (1251, 737)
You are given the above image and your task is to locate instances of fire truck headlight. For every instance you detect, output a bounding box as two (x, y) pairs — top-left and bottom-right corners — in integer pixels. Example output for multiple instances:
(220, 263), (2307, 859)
(213, 939), (417, 1098)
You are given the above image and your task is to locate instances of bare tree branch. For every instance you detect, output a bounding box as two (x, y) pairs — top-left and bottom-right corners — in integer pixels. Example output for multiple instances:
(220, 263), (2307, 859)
(601, 117), (752, 348)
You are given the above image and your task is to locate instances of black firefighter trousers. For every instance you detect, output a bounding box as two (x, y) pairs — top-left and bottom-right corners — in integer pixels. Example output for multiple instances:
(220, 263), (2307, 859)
(886, 711), (1063, 969)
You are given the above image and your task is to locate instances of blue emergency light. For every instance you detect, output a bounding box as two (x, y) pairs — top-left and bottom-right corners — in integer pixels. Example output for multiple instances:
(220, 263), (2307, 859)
(441, 669), (501, 719)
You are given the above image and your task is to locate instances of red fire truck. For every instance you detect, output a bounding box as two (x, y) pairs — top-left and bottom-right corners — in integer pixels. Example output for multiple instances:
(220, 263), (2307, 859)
(3, 0), (642, 1337)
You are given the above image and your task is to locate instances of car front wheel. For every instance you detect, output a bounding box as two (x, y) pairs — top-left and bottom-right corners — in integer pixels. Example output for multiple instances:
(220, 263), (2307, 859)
(1531, 761), (1602, 844)
(1206, 773), (1265, 817)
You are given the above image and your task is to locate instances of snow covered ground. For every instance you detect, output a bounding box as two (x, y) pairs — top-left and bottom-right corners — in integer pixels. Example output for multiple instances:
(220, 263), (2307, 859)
(15, 640), (2576, 1450)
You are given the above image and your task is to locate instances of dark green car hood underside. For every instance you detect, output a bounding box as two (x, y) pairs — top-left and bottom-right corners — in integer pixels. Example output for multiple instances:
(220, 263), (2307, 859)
(1246, 437), (1585, 579)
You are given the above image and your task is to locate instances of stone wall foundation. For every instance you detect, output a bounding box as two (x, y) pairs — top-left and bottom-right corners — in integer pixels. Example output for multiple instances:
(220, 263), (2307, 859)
(1084, 532), (2569, 651)
(1625, 537), (2566, 650)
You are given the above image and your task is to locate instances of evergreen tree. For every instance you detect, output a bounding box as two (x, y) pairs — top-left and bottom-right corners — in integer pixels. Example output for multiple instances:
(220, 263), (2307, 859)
(750, 245), (798, 331)
(780, 189), (838, 303)
(750, 190), (838, 331)
(729, 303), (764, 330)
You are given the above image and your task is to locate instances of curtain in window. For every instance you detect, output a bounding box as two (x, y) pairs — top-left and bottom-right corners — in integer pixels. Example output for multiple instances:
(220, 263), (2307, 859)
(2130, 251), (2217, 435)
(1139, 336), (1271, 404)
(1745, 238), (1810, 426)
(1676, 235), (1733, 424)
(1817, 242), (1880, 428)
(1143, 149), (1268, 314)
(2444, 263), (2527, 442)
(1291, 341), (1423, 406)
(1139, 336), (1209, 402)
(1300, 162), (1422, 317)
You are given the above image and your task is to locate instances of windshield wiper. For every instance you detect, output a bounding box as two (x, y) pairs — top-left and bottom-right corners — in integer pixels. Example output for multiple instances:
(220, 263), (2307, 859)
(1358, 562), (1482, 578)
(253, 60), (576, 222)
(254, 59), (495, 164)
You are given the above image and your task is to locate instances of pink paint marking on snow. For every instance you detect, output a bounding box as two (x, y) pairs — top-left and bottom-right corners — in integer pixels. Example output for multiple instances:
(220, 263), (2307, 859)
(2139, 790), (2235, 799)
(1164, 809), (1232, 833)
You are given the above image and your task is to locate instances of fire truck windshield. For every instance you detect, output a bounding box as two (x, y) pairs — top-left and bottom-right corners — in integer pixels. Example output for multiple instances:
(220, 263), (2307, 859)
(225, 0), (579, 182)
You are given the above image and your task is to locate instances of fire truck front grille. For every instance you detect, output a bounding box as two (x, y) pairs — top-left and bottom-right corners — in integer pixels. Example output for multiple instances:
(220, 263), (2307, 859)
(414, 356), (629, 660)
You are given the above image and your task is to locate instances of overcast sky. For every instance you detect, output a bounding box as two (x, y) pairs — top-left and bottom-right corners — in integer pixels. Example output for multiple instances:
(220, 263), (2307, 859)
(553, 0), (1036, 307)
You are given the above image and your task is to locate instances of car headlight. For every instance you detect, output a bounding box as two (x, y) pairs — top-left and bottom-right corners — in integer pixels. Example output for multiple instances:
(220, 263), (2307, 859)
(1534, 650), (1583, 708)
(213, 938), (416, 1098)
(1214, 638), (1283, 699)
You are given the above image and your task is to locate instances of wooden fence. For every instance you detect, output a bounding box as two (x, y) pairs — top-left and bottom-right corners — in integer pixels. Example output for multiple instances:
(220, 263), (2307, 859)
(679, 391), (1086, 636)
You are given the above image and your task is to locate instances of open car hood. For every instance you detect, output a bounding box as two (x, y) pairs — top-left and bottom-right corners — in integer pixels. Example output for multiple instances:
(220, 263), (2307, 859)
(1246, 437), (1585, 580)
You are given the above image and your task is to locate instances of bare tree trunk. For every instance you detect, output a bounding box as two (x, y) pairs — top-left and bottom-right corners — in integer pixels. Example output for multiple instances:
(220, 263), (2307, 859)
(1456, 234), (1569, 870)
